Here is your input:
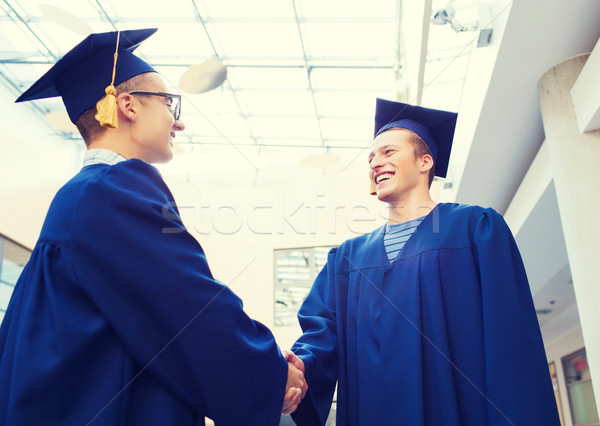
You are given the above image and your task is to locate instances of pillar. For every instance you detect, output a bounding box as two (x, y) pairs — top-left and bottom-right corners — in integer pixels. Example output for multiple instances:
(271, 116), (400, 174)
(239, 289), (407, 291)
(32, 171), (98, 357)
(538, 52), (600, 412)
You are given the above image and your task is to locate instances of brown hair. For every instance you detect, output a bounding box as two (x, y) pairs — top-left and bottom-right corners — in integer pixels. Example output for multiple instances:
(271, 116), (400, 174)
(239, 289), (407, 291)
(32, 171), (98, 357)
(408, 130), (435, 188)
(75, 73), (153, 145)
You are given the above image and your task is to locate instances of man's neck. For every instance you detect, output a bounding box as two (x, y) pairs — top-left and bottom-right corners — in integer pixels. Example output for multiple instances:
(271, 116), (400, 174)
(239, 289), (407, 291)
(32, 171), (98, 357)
(88, 134), (131, 160)
(386, 191), (437, 225)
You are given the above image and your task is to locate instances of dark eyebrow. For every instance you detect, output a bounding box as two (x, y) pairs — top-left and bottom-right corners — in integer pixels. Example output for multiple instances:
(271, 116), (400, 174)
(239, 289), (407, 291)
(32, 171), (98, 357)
(369, 144), (395, 161)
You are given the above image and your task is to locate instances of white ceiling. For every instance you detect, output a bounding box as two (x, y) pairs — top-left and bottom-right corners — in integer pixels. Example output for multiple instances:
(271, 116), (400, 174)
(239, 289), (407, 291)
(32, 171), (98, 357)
(0, 0), (478, 156)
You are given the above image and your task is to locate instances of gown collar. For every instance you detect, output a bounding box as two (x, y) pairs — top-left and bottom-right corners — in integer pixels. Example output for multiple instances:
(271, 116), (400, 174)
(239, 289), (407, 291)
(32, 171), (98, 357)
(352, 204), (445, 269)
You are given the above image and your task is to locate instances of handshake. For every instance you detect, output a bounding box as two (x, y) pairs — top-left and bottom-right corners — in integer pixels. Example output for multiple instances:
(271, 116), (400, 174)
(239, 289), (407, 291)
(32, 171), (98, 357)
(281, 350), (308, 415)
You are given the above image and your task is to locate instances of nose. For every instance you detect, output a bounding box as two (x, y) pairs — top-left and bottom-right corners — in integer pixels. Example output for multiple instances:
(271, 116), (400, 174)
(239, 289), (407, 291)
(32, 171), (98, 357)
(369, 153), (383, 171)
(173, 117), (185, 132)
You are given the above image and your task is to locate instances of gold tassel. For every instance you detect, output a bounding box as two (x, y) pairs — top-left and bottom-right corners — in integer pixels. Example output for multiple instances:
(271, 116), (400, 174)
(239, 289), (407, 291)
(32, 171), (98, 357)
(95, 31), (121, 128)
(369, 181), (377, 195)
(95, 85), (118, 128)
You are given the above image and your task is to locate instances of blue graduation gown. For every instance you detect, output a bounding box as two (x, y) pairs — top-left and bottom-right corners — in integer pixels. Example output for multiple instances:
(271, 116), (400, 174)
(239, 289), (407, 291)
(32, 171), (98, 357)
(291, 203), (560, 425)
(0, 159), (287, 425)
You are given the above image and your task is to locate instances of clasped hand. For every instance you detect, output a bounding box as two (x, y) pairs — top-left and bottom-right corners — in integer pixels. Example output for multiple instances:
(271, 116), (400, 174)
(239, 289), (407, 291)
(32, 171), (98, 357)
(281, 350), (308, 415)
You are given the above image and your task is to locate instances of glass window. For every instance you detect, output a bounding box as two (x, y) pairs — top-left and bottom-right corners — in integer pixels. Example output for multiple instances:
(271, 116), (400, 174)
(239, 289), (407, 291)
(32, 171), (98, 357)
(0, 234), (32, 324)
(273, 246), (334, 326)
(563, 348), (599, 425)
(273, 246), (337, 425)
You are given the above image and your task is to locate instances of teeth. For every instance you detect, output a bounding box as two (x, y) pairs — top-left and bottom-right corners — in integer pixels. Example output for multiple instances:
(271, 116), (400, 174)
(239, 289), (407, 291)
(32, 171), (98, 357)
(376, 173), (393, 184)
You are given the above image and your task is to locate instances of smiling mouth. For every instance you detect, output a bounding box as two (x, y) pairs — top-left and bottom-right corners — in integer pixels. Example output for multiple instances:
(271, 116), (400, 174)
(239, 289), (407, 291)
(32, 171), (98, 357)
(375, 172), (394, 184)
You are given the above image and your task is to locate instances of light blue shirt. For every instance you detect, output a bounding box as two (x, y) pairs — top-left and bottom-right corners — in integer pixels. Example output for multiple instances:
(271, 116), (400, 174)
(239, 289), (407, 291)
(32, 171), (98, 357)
(82, 149), (127, 168)
(383, 216), (426, 262)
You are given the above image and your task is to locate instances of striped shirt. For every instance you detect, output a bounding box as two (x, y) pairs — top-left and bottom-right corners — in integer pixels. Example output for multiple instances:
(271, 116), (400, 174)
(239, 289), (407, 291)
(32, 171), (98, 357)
(384, 216), (425, 262)
(82, 149), (127, 168)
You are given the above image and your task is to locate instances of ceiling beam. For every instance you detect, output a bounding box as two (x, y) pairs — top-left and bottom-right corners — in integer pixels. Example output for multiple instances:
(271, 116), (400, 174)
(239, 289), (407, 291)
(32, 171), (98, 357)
(291, 0), (325, 148)
(190, 0), (259, 147)
(397, 0), (432, 106)
(415, 0), (432, 105)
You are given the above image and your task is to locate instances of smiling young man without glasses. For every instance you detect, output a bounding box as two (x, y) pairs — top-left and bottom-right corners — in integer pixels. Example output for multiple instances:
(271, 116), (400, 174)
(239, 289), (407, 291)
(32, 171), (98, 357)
(0, 28), (305, 425)
(285, 98), (561, 425)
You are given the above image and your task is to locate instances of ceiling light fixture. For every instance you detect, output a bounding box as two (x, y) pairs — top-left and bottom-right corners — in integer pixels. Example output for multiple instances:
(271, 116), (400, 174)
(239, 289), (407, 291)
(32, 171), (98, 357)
(44, 111), (78, 133)
(431, 4), (478, 33)
(39, 4), (92, 36)
(300, 152), (339, 169)
(179, 60), (228, 94)
(431, 2), (493, 47)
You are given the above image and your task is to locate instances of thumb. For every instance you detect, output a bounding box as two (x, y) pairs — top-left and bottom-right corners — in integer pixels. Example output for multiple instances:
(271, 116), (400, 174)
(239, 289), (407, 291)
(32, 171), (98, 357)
(287, 352), (305, 373)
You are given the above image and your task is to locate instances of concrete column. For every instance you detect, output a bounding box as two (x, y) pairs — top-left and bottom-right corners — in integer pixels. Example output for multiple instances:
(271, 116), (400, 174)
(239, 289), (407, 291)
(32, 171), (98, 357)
(538, 53), (600, 413)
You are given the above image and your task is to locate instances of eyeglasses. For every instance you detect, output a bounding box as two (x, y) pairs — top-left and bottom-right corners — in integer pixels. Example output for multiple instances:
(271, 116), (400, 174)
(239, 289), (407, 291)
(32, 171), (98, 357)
(128, 91), (181, 120)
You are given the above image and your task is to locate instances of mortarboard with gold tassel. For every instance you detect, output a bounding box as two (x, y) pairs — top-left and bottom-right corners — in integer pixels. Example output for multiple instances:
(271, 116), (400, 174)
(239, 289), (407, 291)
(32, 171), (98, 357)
(16, 28), (158, 125)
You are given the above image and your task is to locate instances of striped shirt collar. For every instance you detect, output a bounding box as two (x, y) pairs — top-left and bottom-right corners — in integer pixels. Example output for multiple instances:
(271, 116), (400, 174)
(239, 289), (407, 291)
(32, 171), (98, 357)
(82, 149), (128, 168)
(385, 215), (426, 234)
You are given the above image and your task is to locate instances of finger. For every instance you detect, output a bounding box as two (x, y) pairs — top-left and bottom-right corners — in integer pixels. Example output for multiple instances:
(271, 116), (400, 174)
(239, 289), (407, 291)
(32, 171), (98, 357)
(289, 389), (301, 413)
(283, 386), (298, 402)
(282, 388), (301, 414)
(301, 382), (308, 399)
(288, 353), (305, 372)
(288, 363), (305, 388)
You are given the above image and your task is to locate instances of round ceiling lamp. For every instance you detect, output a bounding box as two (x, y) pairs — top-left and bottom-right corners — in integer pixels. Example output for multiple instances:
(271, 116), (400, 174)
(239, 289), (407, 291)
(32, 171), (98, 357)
(39, 4), (92, 35)
(179, 60), (228, 94)
(44, 111), (78, 133)
(300, 152), (340, 168)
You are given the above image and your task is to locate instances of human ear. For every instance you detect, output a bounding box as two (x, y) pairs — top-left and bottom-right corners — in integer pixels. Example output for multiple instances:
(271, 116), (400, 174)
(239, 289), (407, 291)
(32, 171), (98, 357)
(421, 154), (434, 172)
(116, 93), (137, 122)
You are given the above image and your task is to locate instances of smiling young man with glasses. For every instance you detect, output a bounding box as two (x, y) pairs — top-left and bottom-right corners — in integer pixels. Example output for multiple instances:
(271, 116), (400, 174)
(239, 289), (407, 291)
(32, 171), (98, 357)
(0, 28), (305, 425)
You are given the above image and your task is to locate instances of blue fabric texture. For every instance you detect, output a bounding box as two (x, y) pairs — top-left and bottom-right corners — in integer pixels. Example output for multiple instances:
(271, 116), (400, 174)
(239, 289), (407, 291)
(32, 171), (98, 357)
(0, 160), (287, 426)
(291, 203), (560, 426)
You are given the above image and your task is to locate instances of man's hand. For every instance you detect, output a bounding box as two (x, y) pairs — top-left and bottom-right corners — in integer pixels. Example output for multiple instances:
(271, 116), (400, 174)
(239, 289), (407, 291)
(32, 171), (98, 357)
(282, 361), (304, 414)
(283, 350), (308, 399)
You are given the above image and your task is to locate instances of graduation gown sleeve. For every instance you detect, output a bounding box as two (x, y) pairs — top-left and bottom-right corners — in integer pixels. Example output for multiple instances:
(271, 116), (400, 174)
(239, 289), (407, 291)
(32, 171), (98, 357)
(290, 248), (339, 425)
(68, 160), (287, 425)
(474, 209), (559, 425)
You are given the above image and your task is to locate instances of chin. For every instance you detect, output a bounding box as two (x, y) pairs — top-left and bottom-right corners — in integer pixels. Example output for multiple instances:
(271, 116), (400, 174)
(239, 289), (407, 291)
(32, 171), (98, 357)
(376, 191), (390, 202)
(377, 191), (399, 205)
(158, 151), (174, 164)
(148, 150), (173, 164)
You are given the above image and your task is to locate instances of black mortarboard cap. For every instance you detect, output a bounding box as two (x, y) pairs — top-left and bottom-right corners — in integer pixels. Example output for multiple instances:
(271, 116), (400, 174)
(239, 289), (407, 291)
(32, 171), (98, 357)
(374, 98), (458, 178)
(16, 28), (158, 124)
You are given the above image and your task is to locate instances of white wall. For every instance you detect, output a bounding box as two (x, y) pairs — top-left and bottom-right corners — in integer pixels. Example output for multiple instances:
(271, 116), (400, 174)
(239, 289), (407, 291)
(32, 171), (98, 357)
(161, 155), (385, 348)
(0, 82), (82, 248)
